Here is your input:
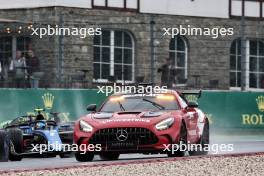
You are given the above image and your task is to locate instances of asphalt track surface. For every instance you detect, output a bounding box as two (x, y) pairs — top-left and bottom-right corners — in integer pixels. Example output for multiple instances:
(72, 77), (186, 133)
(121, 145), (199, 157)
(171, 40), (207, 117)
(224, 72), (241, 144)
(0, 136), (264, 173)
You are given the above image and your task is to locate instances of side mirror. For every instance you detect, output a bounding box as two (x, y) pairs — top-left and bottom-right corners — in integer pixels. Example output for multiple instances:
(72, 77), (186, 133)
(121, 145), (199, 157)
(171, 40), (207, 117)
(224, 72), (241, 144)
(187, 102), (199, 108)
(87, 104), (97, 112)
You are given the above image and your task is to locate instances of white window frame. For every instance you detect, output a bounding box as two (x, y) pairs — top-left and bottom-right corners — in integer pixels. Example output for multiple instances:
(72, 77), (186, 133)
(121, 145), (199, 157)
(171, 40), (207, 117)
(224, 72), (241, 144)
(248, 40), (264, 89)
(93, 30), (135, 83)
(230, 39), (242, 88)
(0, 35), (30, 61)
(230, 39), (264, 90)
(169, 36), (188, 86)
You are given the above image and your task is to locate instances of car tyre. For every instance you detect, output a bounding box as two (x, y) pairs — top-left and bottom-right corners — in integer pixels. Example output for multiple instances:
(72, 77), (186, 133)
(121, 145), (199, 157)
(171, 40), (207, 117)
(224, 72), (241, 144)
(7, 128), (23, 161)
(167, 123), (187, 157)
(189, 121), (209, 156)
(0, 130), (9, 162)
(99, 152), (120, 160)
(75, 152), (94, 162)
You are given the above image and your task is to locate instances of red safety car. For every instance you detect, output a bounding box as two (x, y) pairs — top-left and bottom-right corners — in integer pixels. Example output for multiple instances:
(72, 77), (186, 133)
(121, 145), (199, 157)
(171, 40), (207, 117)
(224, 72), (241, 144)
(73, 90), (209, 161)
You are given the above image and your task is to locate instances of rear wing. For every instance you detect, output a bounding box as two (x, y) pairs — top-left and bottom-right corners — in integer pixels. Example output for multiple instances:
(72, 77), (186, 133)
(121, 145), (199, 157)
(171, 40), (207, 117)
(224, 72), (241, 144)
(178, 90), (202, 103)
(179, 90), (202, 98)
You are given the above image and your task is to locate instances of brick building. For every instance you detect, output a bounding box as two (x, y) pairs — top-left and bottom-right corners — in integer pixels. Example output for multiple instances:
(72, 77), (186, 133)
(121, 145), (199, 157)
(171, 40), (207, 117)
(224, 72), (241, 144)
(0, 0), (263, 90)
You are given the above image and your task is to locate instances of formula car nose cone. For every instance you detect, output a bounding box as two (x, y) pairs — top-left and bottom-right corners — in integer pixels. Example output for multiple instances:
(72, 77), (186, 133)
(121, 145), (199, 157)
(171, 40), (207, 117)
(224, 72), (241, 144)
(116, 129), (128, 142)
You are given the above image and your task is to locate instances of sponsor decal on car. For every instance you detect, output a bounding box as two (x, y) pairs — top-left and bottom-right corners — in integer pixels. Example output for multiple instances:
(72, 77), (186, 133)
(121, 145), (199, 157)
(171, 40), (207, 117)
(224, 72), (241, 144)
(101, 119), (150, 124)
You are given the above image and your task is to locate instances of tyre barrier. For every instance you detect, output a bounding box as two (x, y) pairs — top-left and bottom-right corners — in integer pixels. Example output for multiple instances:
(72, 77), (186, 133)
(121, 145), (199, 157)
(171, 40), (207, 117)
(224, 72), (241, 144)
(0, 130), (9, 162)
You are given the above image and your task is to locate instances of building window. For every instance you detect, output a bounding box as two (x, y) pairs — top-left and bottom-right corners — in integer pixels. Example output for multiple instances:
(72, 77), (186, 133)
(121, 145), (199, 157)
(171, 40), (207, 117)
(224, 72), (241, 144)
(230, 39), (264, 89)
(92, 0), (138, 11)
(93, 30), (134, 82)
(0, 37), (12, 66)
(230, 39), (241, 87)
(169, 36), (188, 84)
(17, 36), (31, 57)
(249, 40), (264, 88)
(0, 36), (30, 66)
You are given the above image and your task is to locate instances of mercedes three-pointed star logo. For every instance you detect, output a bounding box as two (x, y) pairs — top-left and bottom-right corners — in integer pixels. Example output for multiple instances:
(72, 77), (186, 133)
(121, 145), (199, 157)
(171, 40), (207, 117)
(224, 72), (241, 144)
(116, 129), (128, 142)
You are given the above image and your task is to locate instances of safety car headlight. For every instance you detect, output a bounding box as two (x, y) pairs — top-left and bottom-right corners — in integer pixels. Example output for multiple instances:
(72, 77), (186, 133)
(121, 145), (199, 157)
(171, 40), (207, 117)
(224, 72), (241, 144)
(155, 118), (174, 131)
(79, 120), (93, 132)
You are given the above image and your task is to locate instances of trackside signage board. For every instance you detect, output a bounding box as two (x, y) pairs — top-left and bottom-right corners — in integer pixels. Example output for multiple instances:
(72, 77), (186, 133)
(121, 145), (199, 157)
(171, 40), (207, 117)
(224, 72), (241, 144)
(0, 89), (263, 130)
(197, 91), (264, 129)
(0, 89), (105, 127)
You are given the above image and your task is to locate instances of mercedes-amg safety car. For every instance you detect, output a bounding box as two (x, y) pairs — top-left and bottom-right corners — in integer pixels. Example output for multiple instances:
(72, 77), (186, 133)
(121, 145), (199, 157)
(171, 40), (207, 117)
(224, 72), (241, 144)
(74, 89), (209, 161)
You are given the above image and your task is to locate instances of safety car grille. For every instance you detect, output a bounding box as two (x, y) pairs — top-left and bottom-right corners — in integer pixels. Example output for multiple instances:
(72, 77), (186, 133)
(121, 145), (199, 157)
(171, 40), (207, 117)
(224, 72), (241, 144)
(89, 127), (158, 145)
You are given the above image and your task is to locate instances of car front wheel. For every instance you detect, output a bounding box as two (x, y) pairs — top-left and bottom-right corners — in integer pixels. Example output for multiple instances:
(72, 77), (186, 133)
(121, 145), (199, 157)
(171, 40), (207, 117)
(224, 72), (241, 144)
(7, 128), (23, 161)
(167, 123), (187, 157)
(189, 121), (209, 156)
(0, 130), (9, 162)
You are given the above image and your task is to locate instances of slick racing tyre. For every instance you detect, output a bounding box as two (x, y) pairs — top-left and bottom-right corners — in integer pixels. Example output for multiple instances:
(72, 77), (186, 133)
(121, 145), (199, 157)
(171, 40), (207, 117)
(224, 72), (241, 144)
(0, 130), (9, 162)
(167, 123), (187, 157)
(8, 128), (23, 161)
(75, 152), (94, 162)
(189, 121), (210, 156)
(99, 152), (120, 160)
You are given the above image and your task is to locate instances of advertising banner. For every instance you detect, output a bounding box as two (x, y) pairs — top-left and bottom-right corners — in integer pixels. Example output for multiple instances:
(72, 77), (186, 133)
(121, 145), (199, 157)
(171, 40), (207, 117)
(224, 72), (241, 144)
(197, 91), (264, 129)
(0, 89), (263, 130)
(0, 89), (105, 127)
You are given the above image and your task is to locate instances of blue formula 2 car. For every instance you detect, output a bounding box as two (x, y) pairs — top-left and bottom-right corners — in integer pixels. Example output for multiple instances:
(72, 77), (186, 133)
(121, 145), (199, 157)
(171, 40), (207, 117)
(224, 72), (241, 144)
(1, 109), (73, 161)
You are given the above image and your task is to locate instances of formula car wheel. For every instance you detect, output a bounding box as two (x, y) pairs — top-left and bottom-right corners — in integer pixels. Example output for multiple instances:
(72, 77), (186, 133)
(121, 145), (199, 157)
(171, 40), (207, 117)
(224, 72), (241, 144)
(167, 123), (187, 157)
(99, 152), (120, 160)
(0, 130), (9, 162)
(189, 121), (209, 156)
(8, 128), (23, 161)
(75, 152), (94, 162)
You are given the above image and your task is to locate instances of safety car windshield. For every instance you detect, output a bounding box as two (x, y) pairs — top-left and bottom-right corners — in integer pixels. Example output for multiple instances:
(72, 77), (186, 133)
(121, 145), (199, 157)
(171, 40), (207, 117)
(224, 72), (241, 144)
(100, 94), (179, 112)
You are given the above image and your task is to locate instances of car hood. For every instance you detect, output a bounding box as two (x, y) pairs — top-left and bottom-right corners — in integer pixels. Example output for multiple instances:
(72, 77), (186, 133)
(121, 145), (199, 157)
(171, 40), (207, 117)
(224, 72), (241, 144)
(79, 110), (182, 128)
